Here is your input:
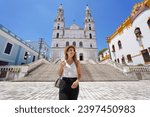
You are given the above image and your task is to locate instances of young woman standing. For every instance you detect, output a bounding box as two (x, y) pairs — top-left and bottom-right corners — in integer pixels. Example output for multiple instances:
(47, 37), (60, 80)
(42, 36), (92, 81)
(58, 45), (81, 100)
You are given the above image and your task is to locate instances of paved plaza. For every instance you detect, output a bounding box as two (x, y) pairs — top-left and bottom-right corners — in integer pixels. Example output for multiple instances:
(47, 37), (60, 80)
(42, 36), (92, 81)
(0, 80), (150, 100)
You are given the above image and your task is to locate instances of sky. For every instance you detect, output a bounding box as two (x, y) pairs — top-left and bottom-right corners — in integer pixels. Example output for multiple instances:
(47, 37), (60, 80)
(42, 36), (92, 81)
(0, 0), (142, 51)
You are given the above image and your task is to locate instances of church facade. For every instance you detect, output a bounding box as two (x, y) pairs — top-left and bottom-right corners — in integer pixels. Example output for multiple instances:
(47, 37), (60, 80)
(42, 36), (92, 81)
(51, 5), (97, 62)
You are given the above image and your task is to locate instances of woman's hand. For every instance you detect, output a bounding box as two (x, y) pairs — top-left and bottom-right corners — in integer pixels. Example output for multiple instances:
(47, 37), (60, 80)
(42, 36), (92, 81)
(71, 79), (79, 89)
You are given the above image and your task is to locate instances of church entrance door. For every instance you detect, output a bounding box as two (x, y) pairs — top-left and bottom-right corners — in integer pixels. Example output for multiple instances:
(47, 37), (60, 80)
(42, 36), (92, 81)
(79, 53), (83, 61)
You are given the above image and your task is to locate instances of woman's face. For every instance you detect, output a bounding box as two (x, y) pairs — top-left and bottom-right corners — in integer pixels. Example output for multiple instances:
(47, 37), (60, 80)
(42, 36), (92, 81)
(67, 47), (75, 58)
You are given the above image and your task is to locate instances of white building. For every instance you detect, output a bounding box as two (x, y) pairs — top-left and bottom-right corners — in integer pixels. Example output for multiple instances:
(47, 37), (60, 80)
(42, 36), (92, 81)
(51, 4), (97, 62)
(107, 0), (150, 65)
(99, 49), (110, 62)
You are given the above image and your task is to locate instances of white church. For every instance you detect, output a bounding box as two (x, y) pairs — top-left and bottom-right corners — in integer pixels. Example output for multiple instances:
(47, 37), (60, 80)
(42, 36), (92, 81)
(51, 4), (97, 62)
(107, 0), (150, 65)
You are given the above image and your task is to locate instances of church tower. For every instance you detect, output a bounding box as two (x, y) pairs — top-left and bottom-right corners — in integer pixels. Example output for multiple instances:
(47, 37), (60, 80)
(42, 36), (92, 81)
(51, 4), (98, 62)
(52, 4), (65, 39)
(84, 5), (96, 40)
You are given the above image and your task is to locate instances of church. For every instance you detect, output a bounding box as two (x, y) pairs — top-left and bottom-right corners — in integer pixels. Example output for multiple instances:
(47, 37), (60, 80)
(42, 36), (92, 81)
(51, 4), (98, 62)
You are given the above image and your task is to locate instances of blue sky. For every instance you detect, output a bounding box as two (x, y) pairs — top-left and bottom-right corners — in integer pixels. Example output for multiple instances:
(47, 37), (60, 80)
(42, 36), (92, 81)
(0, 0), (142, 50)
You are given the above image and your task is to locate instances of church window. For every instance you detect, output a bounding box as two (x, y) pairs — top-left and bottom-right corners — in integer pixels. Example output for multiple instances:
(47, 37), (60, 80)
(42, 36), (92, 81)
(90, 44), (92, 48)
(89, 33), (92, 39)
(56, 43), (58, 47)
(127, 54), (133, 63)
(89, 19), (90, 22)
(147, 18), (150, 28)
(79, 42), (83, 47)
(73, 42), (76, 46)
(89, 24), (91, 30)
(112, 45), (115, 52)
(134, 27), (142, 39)
(118, 40), (122, 49)
(66, 41), (69, 46)
(57, 26), (60, 29)
(56, 33), (59, 38)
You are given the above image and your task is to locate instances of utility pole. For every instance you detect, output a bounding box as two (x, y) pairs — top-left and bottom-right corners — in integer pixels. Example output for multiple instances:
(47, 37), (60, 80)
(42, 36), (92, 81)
(38, 38), (44, 59)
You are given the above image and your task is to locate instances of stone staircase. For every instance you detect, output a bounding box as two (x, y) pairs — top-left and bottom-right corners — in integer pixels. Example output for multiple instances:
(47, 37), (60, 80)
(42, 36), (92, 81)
(15, 62), (59, 82)
(81, 64), (138, 81)
(15, 62), (138, 82)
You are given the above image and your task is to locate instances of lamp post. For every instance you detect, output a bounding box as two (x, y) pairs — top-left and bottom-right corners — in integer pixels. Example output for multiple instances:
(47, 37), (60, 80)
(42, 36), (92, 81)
(24, 52), (30, 64)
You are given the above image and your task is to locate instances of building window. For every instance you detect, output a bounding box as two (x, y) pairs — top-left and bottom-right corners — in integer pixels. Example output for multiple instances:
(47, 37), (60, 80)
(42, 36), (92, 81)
(89, 19), (90, 22)
(118, 40), (122, 49)
(56, 33), (59, 38)
(89, 33), (92, 39)
(73, 42), (76, 46)
(127, 54), (133, 63)
(147, 18), (150, 28)
(66, 41), (69, 46)
(134, 27), (142, 39)
(89, 24), (91, 30)
(56, 43), (58, 47)
(4, 42), (13, 54)
(115, 59), (117, 62)
(121, 55), (125, 64)
(90, 44), (92, 48)
(57, 26), (60, 29)
(79, 42), (83, 47)
(32, 56), (35, 62)
(112, 45), (115, 52)
(117, 58), (120, 63)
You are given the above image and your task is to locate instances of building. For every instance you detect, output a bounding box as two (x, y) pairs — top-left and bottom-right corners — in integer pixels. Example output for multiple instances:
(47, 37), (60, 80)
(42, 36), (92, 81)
(107, 0), (150, 65)
(51, 4), (97, 62)
(99, 49), (110, 62)
(0, 24), (39, 66)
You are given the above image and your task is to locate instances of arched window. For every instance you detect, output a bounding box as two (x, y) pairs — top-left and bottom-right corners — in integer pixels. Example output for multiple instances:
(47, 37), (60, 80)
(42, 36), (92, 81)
(79, 42), (83, 47)
(66, 41), (69, 46)
(57, 26), (60, 29)
(89, 24), (91, 30)
(118, 40), (122, 49)
(147, 18), (150, 28)
(56, 33), (59, 38)
(56, 43), (58, 47)
(73, 42), (76, 46)
(134, 27), (142, 39)
(112, 45), (115, 52)
(89, 33), (92, 39)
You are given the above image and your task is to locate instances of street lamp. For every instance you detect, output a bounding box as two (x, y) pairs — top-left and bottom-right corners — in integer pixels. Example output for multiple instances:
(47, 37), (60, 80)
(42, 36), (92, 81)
(24, 52), (30, 64)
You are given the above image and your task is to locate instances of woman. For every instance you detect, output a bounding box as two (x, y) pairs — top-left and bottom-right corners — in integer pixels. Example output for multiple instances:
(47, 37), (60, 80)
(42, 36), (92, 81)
(58, 45), (81, 100)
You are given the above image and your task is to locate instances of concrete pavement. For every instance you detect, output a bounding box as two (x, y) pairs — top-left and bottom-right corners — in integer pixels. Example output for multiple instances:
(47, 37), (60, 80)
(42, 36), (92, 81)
(0, 80), (150, 100)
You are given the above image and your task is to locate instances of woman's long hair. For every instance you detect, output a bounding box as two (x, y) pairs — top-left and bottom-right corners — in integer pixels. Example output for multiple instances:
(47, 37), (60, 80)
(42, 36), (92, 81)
(64, 45), (78, 65)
